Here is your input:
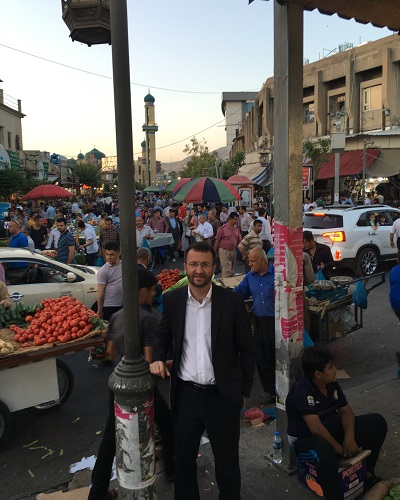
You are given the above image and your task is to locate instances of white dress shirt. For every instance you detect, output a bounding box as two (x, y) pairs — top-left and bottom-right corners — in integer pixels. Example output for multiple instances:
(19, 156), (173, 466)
(178, 286), (215, 385)
(46, 228), (61, 249)
(194, 221), (213, 241)
(136, 225), (154, 247)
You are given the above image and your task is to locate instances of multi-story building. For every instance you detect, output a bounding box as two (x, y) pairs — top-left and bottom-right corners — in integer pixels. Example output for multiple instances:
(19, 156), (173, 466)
(0, 81), (25, 170)
(229, 35), (400, 200)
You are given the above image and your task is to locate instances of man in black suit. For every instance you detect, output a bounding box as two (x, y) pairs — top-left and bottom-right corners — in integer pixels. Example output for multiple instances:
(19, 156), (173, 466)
(150, 242), (255, 500)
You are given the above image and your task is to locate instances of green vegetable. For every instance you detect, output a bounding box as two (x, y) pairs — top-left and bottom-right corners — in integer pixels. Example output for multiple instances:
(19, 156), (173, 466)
(162, 276), (189, 294)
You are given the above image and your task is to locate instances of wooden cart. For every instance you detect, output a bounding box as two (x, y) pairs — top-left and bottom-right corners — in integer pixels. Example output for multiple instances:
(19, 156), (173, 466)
(0, 333), (104, 447)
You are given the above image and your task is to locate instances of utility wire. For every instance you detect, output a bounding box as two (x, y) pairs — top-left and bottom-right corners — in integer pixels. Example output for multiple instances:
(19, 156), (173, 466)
(0, 42), (259, 95)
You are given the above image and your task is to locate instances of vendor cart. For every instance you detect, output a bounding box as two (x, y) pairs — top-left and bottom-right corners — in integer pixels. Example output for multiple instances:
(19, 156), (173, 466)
(0, 333), (104, 447)
(306, 273), (386, 343)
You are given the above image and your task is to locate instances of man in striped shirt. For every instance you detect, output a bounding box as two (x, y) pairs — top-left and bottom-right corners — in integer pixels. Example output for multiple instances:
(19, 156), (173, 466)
(238, 219), (263, 273)
(99, 218), (120, 260)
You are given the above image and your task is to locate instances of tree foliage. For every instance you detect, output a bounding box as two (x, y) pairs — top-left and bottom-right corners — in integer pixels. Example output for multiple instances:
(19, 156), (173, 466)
(220, 152), (246, 180)
(73, 162), (102, 188)
(181, 137), (219, 178)
(303, 138), (331, 179)
(0, 169), (44, 199)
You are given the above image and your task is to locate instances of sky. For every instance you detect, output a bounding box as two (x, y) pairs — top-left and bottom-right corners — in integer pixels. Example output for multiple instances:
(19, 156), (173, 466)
(0, 0), (394, 165)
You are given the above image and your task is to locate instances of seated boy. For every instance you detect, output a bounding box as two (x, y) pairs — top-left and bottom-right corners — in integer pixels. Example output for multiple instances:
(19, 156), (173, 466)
(286, 346), (387, 500)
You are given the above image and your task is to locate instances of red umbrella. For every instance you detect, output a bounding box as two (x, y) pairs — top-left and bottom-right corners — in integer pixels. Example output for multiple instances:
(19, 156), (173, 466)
(23, 185), (73, 200)
(173, 177), (240, 203)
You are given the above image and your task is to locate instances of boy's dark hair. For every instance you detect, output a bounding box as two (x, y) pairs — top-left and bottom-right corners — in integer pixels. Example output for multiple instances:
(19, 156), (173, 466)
(77, 220), (85, 228)
(302, 347), (334, 380)
(240, 205), (247, 211)
(56, 217), (66, 224)
(105, 241), (120, 252)
(303, 230), (314, 243)
(258, 207), (266, 217)
(138, 268), (157, 290)
(184, 242), (216, 265)
(228, 211), (239, 220)
(105, 217), (113, 223)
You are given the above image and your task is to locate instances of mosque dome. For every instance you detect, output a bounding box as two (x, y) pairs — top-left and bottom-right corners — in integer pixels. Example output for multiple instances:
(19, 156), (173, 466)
(141, 140), (146, 148)
(84, 148), (106, 160)
(144, 93), (155, 103)
(77, 152), (84, 159)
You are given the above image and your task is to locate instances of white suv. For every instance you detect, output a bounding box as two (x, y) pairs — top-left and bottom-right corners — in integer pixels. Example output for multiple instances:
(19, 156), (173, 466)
(303, 204), (400, 276)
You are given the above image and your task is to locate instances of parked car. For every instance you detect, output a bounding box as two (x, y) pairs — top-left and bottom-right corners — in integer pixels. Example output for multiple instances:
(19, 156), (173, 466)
(0, 248), (98, 310)
(303, 204), (400, 276)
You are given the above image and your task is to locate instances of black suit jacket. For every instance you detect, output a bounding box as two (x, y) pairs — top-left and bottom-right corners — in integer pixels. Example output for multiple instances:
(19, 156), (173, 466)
(153, 283), (256, 410)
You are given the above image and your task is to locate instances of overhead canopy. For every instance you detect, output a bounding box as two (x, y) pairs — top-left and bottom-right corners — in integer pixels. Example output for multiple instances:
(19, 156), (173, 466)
(315, 149), (380, 180)
(284, 0), (400, 33)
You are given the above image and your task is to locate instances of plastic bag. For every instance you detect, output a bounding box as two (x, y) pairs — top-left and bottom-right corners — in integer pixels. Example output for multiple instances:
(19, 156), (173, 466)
(315, 268), (325, 281)
(96, 256), (104, 267)
(352, 280), (368, 309)
(244, 407), (267, 422)
(141, 238), (151, 250)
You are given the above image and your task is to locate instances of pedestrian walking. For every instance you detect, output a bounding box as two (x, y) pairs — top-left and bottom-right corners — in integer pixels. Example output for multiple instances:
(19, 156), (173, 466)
(97, 242), (122, 321)
(77, 220), (99, 266)
(55, 218), (76, 265)
(150, 242), (255, 500)
(214, 212), (242, 278)
(237, 219), (263, 273)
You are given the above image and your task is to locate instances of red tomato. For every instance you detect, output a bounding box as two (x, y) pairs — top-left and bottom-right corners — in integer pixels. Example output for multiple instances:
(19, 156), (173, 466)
(77, 331), (85, 338)
(71, 332), (77, 340)
(22, 342), (30, 348)
(48, 337), (56, 343)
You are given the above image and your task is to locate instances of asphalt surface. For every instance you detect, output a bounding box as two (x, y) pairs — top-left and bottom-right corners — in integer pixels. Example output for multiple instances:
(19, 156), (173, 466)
(1, 258), (399, 499)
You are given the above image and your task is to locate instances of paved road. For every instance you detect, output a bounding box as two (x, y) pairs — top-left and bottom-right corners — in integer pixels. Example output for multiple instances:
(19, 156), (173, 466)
(1, 258), (398, 499)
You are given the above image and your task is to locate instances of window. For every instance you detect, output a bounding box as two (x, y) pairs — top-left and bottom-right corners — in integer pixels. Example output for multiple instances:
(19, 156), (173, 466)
(363, 85), (382, 112)
(329, 94), (345, 116)
(303, 213), (343, 229)
(15, 135), (21, 151)
(304, 102), (314, 123)
(7, 131), (11, 149)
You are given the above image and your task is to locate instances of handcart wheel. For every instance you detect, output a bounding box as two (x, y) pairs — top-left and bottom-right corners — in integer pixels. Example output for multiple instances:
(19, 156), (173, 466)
(27, 359), (74, 414)
(0, 399), (12, 447)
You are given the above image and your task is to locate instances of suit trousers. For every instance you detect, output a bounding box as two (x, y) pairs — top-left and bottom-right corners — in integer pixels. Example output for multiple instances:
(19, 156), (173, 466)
(294, 413), (387, 500)
(173, 379), (241, 500)
(253, 316), (275, 395)
(218, 248), (237, 278)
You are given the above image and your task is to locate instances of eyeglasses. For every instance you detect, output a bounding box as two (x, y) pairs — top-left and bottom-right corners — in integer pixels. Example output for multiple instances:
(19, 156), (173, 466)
(186, 262), (213, 269)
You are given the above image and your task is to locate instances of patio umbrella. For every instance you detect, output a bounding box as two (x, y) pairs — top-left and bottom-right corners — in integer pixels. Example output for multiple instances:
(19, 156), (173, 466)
(164, 177), (191, 194)
(23, 185), (72, 200)
(173, 177), (240, 203)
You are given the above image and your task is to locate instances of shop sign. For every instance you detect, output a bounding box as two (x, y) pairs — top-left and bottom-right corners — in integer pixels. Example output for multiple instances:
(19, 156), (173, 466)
(302, 167), (311, 190)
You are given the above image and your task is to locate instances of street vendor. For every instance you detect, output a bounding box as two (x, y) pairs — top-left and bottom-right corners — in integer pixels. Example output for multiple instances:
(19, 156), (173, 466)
(286, 346), (387, 500)
(0, 280), (12, 309)
(303, 230), (334, 279)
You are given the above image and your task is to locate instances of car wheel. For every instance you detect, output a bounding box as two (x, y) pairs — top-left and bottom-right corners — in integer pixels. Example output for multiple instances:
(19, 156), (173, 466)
(355, 247), (378, 276)
(26, 359), (74, 414)
(0, 400), (12, 447)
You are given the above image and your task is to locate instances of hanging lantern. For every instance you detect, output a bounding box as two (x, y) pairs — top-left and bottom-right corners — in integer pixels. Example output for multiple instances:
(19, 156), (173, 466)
(61, 0), (111, 46)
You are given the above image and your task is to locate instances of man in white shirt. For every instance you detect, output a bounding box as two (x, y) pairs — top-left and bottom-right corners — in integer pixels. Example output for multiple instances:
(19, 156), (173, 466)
(150, 242), (255, 499)
(45, 227), (61, 249)
(193, 213), (213, 244)
(136, 216), (154, 248)
(78, 220), (99, 266)
(219, 205), (229, 225)
(390, 216), (400, 250)
(20, 225), (35, 252)
(71, 200), (80, 214)
(238, 206), (253, 236)
(248, 207), (273, 252)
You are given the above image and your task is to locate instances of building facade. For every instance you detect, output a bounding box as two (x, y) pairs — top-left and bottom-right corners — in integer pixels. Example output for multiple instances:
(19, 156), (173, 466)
(229, 35), (400, 199)
(0, 83), (25, 169)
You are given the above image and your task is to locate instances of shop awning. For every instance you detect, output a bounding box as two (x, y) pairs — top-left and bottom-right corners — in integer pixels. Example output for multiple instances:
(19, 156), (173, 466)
(315, 149), (380, 180)
(252, 161), (273, 186)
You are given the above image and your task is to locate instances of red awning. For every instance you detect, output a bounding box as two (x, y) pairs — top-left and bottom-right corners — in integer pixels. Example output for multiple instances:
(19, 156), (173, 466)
(315, 149), (380, 180)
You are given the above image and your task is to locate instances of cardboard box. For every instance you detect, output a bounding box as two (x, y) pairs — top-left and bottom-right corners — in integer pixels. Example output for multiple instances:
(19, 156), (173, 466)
(297, 449), (371, 500)
(322, 322), (345, 341)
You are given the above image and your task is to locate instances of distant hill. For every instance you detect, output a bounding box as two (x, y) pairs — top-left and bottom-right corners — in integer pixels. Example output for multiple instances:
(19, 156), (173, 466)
(160, 145), (231, 174)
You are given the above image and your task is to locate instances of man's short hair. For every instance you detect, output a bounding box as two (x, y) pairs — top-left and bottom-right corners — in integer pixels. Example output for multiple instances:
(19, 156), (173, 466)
(138, 268), (157, 290)
(303, 230), (314, 243)
(57, 217), (66, 224)
(253, 219), (263, 226)
(77, 220), (85, 228)
(105, 241), (120, 252)
(154, 208), (162, 214)
(21, 225), (30, 235)
(240, 206), (247, 211)
(228, 212), (239, 220)
(137, 247), (151, 261)
(184, 242), (216, 265)
(302, 347), (334, 380)
(34, 215), (43, 222)
(105, 217), (113, 223)
(258, 207), (266, 217)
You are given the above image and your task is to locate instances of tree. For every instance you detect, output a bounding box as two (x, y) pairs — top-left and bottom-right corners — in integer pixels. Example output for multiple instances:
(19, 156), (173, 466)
(181, 137), (218, 178)
(0, 169), (27, 198)
(73, 162), (102, 189)
(220, 152), (246, 180)
(303, 138), (331, 180)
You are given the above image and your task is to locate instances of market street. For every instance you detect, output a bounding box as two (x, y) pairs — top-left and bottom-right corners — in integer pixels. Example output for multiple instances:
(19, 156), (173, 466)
(0, 261), (399, 500)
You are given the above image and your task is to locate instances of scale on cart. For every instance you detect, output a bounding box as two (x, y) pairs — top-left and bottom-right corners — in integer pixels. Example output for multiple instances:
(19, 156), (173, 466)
(305, 276), (352, 303)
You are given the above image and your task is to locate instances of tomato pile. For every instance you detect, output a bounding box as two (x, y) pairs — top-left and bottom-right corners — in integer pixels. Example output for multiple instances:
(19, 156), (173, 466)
(10, 296), (98, 348)
(156, 268), (182, 291)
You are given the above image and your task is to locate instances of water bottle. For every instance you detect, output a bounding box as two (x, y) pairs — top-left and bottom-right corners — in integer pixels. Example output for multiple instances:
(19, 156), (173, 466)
(272, 431), (283, 464)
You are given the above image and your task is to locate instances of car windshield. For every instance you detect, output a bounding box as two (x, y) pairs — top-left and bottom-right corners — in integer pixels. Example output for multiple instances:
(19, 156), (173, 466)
(303, 213), (343, 229)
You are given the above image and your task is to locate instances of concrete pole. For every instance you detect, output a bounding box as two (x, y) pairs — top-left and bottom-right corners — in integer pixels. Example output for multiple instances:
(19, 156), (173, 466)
(334, 153), (340, 203)
(108, 1), (156, 498)
(273, 0), (304, 468)
(362, 139), (367, 203)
